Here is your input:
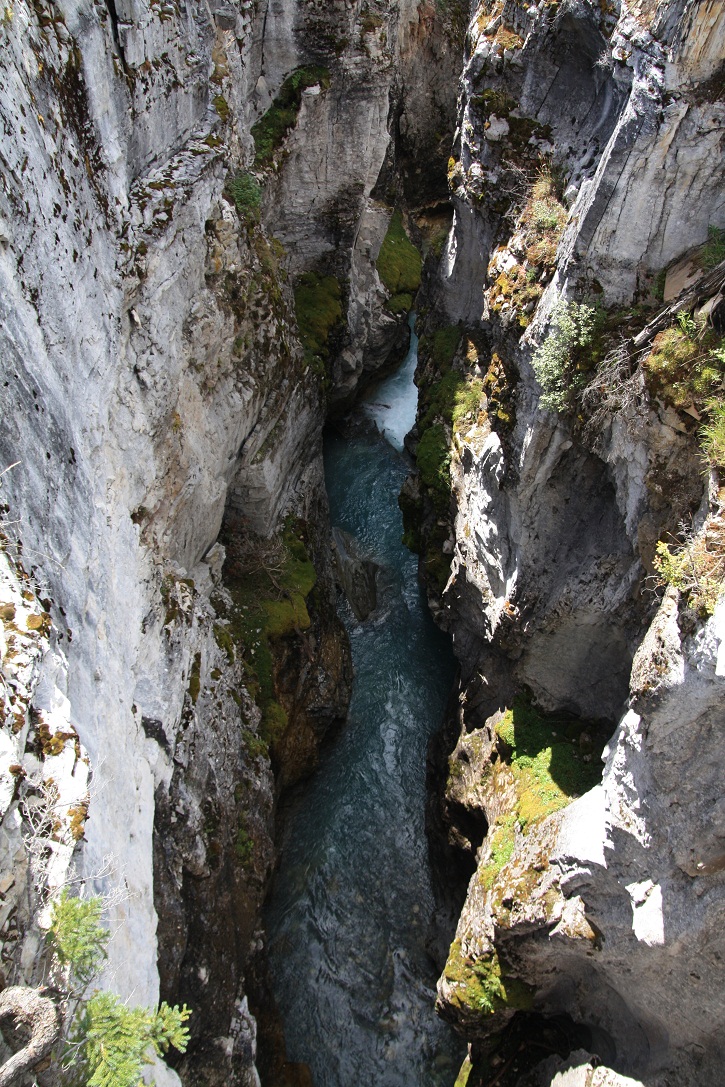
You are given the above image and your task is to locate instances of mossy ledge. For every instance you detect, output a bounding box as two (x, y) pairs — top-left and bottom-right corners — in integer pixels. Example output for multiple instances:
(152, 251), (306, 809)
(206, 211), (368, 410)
(213, 519), (316, 753)
(251, 66), (331, 169)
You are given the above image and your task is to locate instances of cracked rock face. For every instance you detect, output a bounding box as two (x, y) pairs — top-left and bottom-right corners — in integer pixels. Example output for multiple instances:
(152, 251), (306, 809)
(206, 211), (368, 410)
(422, 0), (725, 1083)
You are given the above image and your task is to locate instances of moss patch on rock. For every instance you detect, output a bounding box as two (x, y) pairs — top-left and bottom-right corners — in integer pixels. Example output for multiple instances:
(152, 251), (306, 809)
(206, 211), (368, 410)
(443, 938), (534, 1017)
(294, 271), (343, 379)
(494, 696), (606, 830)
(252, 65), (331, 168)
(216, 520), (316, 748)
(376, 210), (422, 296)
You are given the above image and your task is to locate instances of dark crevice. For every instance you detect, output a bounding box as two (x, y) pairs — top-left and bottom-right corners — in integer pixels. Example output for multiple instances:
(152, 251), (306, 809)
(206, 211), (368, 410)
(104, 0), (129, 75)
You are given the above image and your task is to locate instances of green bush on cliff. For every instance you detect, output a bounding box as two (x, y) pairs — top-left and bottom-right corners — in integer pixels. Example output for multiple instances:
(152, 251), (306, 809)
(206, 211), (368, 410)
(376, 210), (422, 296)
(46, 893), (191, 1087)
(531, 299), (598, 411)
(66, 994), (190, 1087)
(252, 66), (331, 168)
(226, 171), (261, 222)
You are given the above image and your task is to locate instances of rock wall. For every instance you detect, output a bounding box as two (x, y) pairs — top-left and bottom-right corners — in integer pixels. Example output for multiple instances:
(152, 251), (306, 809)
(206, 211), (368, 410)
(0, 0), (462, 1083)
(409, 0), (725, 1083)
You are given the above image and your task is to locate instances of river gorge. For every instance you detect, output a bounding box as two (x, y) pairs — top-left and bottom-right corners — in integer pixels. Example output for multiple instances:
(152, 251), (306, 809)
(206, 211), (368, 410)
(0, 1), (724, 1086)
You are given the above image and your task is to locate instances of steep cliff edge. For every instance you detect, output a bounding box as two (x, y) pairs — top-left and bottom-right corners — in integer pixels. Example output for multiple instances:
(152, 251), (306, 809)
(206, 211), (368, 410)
(0, 0), (463, 1083)
(407, 0), (725, 1083)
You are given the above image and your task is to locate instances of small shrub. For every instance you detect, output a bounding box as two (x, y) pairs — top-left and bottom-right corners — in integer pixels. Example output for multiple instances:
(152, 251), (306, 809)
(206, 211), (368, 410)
(531, 300), (598, 411)
(48, 892), (107, 986)
(653, 519), (724, 616)
(226, 171), (261, 222)
(65, 993), (190, 1087)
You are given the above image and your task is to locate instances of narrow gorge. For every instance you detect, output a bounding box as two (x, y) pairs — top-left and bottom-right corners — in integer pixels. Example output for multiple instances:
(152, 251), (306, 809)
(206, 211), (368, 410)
(0, 1), (723, 1086)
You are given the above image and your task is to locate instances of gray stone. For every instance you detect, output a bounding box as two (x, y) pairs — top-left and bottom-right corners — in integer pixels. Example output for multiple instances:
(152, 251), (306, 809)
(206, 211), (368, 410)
(332, 527), (378, 621)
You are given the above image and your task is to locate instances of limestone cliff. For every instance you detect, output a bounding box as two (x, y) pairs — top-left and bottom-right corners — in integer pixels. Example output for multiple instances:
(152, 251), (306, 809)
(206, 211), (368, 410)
(0, 0), (464, 1083)
(411, 0), (725, 1084)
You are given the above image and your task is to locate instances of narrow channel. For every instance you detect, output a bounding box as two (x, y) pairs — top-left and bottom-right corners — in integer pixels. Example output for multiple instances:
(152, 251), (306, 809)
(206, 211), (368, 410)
(264, 324), (464, 1085)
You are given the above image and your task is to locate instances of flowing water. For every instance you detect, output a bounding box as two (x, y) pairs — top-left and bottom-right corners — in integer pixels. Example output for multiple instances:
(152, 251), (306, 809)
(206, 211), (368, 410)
(265, 324), (463, 1085)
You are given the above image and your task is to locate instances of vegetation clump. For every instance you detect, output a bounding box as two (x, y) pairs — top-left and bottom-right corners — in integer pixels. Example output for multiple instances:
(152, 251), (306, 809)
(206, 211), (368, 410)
(45, 892), (191, 1087)
(700, 225), (725, 271)
(443, 938), (534, 1016)
(226, 171), (261, 223)
(531, 299), (600, 411)
(479, 813), (517, 890)
(494, 696), (606, 830)
(376, 210), (422, 311)
(218, 519), (316, 747)
(488, 168), (567, 331)
(653, 516), (724, 616)
(252, 66), (331, 168)
(294, 271), (343, 378)
(641, 313), (724, 410)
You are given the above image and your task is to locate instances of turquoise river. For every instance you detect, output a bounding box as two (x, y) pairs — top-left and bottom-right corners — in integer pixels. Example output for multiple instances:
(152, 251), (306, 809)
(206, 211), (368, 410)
(265, 325), (464, 1085)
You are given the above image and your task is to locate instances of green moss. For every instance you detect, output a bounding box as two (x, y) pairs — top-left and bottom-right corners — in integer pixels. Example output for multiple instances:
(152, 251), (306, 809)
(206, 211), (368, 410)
(261, 699), (288, 746)
(416, 424), (450, 506)
(420, 371), (485, 435)
(213, 623), (235, 664)
(429, 325), (461, 370)
(216, 520), (317, 750)
(444, 939), (534, 1016)
(294, 271), (343, 375)
(376, 210), (422, 296)
(252, 66), (331, 168)
(212, 94), (229, 122)
(494, 697), (605, 830)
(479, 813), (517, 889)
(243, 729), (268, 759)
(642, 322), (724, 409)
(386, 291), (414, 315)
(235, 821), (253, 866)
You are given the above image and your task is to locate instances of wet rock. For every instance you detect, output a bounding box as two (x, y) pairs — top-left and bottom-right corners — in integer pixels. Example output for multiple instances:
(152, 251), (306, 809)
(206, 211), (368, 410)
(331, 527), (378, 621)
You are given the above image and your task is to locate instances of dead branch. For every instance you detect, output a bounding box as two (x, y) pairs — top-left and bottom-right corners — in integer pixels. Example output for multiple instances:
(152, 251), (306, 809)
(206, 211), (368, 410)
(0, 986), (62, 1087)
(632, 259), (725, 350)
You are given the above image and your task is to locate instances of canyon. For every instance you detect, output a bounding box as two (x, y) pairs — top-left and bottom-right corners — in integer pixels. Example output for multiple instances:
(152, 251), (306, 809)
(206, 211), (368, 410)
(0, 0), (723, 1085)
